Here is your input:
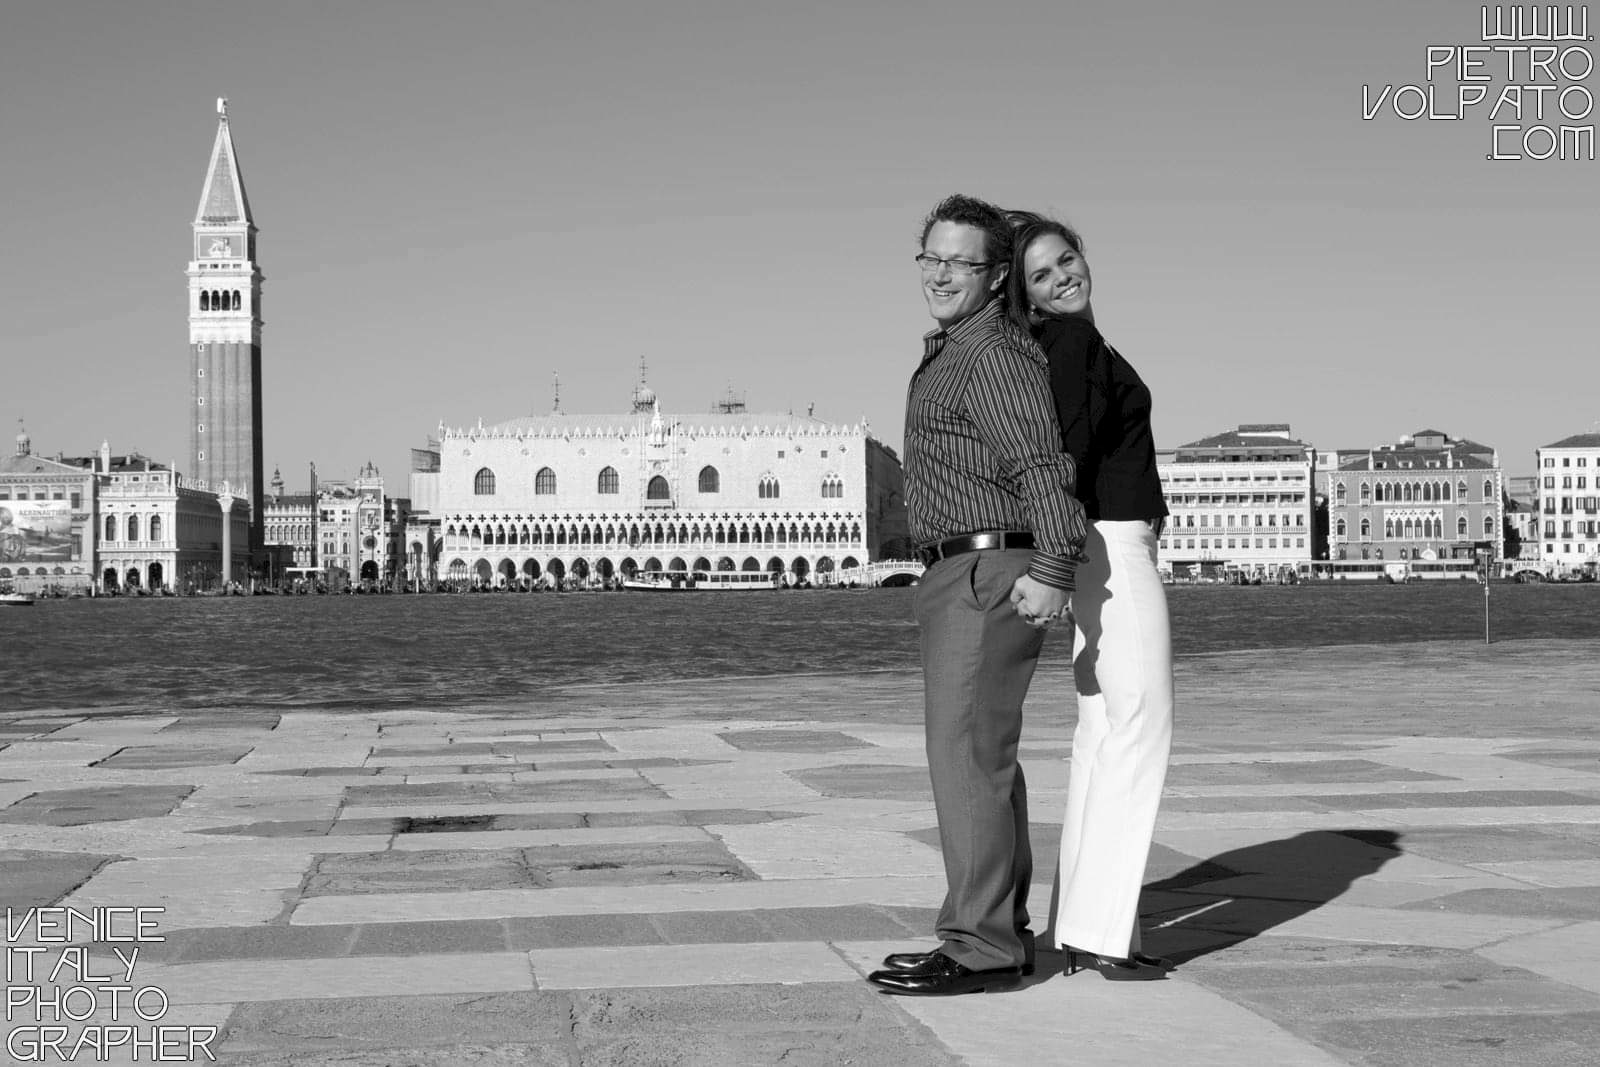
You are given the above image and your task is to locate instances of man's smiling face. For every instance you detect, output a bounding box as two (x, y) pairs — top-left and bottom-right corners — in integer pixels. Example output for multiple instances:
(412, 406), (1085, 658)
(920, 221), (1005, 328)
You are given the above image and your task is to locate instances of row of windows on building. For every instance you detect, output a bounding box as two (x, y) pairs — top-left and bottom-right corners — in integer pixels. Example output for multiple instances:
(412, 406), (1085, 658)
(1333, 479), (1495, 505)
(1545, 476), (1594, 489)
(471, 466), (844, 499)
(1544, 498), (1600, 515)
(267, 524), (314, 542)
(1169, 494), (1306, 506)
(105, 515), (163, 542)
(198, 290), (242, 311)
(1170, 514), (1305, 529)
(1334, 515), (1497, 538)
(0, 489), (82, 506)
(1164, 537), (1307, 552)
(1543, 456), (1592, 467)
(441, 554), (862, 582)
(443, 518), (865, 549)
(1545, 521), (1600, 538)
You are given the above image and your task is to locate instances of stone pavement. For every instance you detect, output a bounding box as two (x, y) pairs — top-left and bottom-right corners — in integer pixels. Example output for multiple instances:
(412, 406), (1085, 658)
(2, 639), (1599, 1065)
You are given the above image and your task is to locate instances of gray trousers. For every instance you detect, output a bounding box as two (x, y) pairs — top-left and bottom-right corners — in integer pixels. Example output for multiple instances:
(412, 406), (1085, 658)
(914, 547), (1045, 971)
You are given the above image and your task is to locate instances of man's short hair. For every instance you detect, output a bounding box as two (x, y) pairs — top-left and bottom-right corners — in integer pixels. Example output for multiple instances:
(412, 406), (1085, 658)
(920, 193), (1013, 267)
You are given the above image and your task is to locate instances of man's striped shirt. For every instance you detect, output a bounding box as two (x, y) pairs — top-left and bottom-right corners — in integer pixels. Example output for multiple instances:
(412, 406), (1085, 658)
(903, 299), (1088, 589)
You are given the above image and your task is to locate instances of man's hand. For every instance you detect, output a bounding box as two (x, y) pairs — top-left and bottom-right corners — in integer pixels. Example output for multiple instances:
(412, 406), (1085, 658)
(1009, 573), (1070, 629)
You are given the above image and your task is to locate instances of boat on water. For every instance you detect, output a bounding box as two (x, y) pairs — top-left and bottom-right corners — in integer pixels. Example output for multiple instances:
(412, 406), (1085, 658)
(0, 586), (35, 607)
(622, 569), (781, 592)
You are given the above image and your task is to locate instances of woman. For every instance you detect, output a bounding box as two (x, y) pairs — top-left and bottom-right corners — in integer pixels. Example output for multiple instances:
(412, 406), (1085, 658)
(1006, 211), (1174, 981)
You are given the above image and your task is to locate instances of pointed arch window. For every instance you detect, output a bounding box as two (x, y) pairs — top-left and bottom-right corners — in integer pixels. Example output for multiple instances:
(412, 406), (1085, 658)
(1458, 479), (1469, 499)
(1457, 515), (1469, 536)
(759, 476), (780, 499)
(535, 467), (557, 495)
(698, 466), (720, 493)
(647, 476), (671, 500)
(598, 467), (619, 494)
(1483, 514), (1495, 535)
(1483, 479), (1494, 501)
(1359, 482), (1370, 504)
(1335, 518), (1347, 537)
(1334, 482), (1346, 505)
(473, 468), (496, 495)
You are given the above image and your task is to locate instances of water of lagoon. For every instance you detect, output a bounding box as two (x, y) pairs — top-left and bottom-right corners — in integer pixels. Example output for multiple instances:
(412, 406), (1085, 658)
(1, 582), (1595, 714)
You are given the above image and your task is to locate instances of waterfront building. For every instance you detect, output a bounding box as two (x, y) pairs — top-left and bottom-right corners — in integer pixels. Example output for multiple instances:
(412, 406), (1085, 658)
(403, 443), (442, 589)
(1156, 424), (1315, 580)
(93, 443), (250, 592)
(188, 98), (265, 554)
(1535, 432), (1600, 574)
(1326, 429), (1504, 566)
(0, 426), (96, 594)
(315, 462), (389, 587)
(262, 466), (316, 576)
(432, 379), (907, 587)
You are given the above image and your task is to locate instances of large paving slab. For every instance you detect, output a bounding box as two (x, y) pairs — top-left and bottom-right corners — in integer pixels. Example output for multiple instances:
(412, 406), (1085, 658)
(1, 639), (1598, 1064)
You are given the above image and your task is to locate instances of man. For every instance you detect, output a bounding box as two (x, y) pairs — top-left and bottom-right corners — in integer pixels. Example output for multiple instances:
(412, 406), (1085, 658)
(868, 194), (1088, 996)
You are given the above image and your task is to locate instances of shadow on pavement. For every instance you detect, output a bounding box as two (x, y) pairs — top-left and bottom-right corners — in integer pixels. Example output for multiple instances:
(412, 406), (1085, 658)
(1137, 829), (1404, 965)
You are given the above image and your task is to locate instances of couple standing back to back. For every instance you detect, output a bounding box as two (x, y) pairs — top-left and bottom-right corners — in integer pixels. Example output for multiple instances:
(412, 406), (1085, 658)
(868, 193), (1174, 996)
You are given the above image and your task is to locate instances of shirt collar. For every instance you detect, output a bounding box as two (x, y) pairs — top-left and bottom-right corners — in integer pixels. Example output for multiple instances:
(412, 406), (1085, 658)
(925, 298), (1004, 348)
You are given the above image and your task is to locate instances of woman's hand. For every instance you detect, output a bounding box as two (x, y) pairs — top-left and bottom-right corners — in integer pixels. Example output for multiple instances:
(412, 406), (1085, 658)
(1009, 574), (1071, 629)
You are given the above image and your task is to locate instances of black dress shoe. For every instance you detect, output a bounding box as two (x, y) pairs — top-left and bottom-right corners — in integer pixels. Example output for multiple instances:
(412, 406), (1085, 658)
(881, 949), (1036, 977)
(868, 951), (1022, 996)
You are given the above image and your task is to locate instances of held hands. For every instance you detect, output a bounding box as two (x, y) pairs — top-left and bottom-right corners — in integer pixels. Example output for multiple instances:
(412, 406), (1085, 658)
(1009, 574), (1071, 630)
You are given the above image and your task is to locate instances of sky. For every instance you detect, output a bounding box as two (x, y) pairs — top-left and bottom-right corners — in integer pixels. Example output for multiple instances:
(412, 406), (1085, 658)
(2, 0), (1595, 492)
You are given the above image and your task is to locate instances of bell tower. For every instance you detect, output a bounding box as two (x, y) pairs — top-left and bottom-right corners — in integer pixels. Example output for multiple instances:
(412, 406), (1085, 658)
(188, 97), (264, 552)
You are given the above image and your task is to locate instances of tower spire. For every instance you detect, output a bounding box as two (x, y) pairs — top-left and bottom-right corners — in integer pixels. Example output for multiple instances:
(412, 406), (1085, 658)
(195, 98), (253, 226)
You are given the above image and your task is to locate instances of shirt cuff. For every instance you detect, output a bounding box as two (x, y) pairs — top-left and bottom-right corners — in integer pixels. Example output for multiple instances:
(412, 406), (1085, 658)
(1027, 552), (1079, 591)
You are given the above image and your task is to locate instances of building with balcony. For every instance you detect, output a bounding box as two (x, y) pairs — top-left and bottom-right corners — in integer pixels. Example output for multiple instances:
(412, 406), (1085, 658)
(431, 377), (906, 588)
(1535, 432), (1600, 575)
(94, 444), (250, 592)
(1156, 424), (1315, 580)
(1326, 429), (1503, 566)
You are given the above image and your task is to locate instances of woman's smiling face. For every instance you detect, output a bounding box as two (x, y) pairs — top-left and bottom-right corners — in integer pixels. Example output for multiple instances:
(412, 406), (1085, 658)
(1022, 233), (1092, 319)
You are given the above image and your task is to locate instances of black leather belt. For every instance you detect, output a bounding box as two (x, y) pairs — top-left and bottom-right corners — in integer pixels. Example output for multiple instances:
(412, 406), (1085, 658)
(918, 531), (1035, 567)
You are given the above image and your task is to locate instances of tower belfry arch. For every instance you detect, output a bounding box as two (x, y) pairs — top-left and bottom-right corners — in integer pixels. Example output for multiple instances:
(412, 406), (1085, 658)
(187, 96), (264, 554)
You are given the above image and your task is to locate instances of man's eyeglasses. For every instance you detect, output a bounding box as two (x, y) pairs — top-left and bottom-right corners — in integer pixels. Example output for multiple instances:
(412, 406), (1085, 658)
(914, 253), (993, 276)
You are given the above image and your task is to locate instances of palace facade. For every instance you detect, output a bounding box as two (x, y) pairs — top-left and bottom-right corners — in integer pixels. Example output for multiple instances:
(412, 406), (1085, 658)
(1326, 429), (1504, 564)
(93, 444), (250, 592)
(419, 383), (907, 588)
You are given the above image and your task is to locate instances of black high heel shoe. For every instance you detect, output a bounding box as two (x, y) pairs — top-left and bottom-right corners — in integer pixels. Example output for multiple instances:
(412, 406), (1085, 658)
(1065, 948), (1170, 981)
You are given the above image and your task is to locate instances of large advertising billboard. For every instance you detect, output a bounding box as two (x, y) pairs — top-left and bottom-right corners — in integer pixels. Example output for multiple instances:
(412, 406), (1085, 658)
(0, 500), (76, 563)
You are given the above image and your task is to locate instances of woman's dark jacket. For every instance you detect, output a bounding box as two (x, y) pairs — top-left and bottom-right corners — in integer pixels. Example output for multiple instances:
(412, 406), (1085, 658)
(1035, 315), (1168, 523)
